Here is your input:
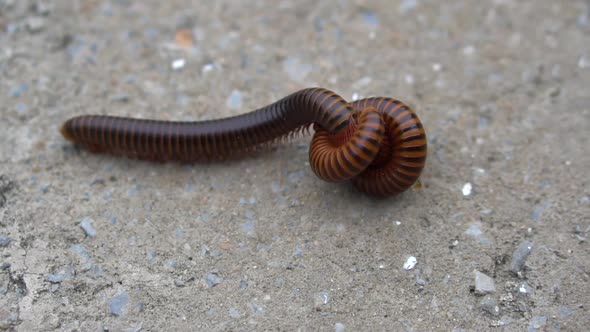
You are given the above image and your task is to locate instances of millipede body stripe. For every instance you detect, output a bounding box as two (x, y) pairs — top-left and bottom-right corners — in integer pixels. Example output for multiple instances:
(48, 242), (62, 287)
(60, 88), (426, 197)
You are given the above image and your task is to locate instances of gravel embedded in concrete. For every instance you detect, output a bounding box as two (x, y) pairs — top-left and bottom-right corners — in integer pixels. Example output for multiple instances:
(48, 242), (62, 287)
(0, 1), (588, 331)
(510, 241), (533, 274)
(474, 270), (496, 295)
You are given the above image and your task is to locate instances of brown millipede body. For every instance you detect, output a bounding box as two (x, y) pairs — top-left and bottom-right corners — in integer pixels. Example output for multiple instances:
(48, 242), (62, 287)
(60, 87), (427, 197)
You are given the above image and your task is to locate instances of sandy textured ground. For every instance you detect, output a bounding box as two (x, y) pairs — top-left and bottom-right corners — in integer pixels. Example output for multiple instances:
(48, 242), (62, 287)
(1, 0), (589, 331)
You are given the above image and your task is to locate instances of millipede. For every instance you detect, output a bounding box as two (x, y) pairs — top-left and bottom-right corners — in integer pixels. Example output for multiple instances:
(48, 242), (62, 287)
(60, 87), (427, 197)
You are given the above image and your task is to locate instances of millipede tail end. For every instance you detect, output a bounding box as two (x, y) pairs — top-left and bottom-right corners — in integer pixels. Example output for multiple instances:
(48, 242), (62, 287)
(59, 120), (75, 142)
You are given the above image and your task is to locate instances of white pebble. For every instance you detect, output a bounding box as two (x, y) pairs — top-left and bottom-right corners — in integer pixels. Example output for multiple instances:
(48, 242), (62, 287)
(335, 322), (346, 332)
(578, 55), (589, 69)
(403, 256), (417, 270)
(462, 182), (472, 196)
(432, 63), (442, 72)
(404, 74), (415, 85)
(226, 89), (243, 109)
(201, 63), (215, 74)
(352, 76), (372, 89)
(474, 168), (486, 175)
(463, 45), (476, 56)
(79, 217), (97, 238)
(171, 58), (186, 70)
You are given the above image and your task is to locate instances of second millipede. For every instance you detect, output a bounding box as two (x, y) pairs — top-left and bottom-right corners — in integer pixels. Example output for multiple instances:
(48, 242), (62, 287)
(60, 87), (427, 197)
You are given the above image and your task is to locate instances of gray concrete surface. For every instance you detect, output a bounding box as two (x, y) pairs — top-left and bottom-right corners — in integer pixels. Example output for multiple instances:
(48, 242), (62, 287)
(1, 0), (589, 331)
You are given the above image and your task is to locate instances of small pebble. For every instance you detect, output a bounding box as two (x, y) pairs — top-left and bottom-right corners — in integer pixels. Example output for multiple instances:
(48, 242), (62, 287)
(465, 222), (483, 237)
(1, 262), (10, 270)
(174, 279), (185, 287)
(241, 220), (256, 235)
(109, 291), (130, 316)
(335, 322), (346, 332)
(270, 181), (283, 194)
(578, 55), (589, 69)
(510, 240), (533, 274)
(171, 58), (186, 70)
(352, 76), (372, 89)
(26, 16), (45, 33)
(15, 102), (28, 114)
(110, 94), (130, 103)
(249, 302), (264, 316)
(205, 272), (223, 288)
(0, 234), (11, 247)
(498, 316), (514, 326)
(288, 170), (305, 184)
(415, 272), (426, 287)
(478, 116), (490, 129)
(479, 296), (500, 316)
(462, 182), (472, 196)
(528, 316), (548, 332)
(518, 282), (534, 295)
(146, 250), (157, 264)
(226, 89), (243, 109)
(175, 228), (185, 239)
(559, 306), (573, 318)
(201, 63), (215, 74)
(359, 10), (379, 28)
(199, 213), (211, 223)
(463, 45), (476, 56)
(164, 259), (177, 271)
(200, 245), (221, 257)
(9, 83), (28, 98)
(127, 184), (142, 196)
(244, 210), (255, 220)
(399, 0), (418, 13)
(315, 291), (331, 306)
(79, 217), (97, 238)
(292, 247), (304, 257)
(40, 184), (50, 193)
(403, 256), (417, 270)
(70, 244), (92, 262)
(228, 308), (240, 318)
(531, 200), (551, 222)
(47, 266), (74, 283)
(34, 1), (52, 15)
(240, 279), (248, 289)
(474, 270), (496, 295)
(6, 23), (19, 35)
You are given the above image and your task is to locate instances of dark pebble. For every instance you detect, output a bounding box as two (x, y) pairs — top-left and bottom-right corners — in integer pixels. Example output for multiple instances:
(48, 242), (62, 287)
(510, 241), (533, 274)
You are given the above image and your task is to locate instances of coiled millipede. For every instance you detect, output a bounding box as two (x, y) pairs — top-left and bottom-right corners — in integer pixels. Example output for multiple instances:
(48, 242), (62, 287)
(60, 88), (427, 197)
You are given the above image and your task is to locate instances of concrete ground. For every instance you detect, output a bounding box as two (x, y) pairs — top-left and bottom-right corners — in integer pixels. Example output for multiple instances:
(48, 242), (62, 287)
(1, 0), (589, 331)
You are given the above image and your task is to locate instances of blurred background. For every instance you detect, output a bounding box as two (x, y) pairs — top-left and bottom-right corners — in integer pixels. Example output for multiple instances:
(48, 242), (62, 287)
(0, 1), (589, 331)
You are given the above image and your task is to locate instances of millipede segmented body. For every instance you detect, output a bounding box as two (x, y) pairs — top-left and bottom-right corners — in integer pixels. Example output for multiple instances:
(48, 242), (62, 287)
(60, 87), (427, 197)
